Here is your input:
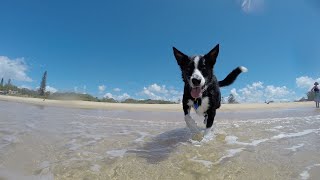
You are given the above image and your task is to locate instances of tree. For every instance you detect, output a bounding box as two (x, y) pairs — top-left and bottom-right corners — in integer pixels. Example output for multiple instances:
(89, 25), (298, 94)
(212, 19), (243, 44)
(307, 91), (315, 101)
(39, 71), (47, 96)
(228, 94), (237, 104)
(7, 79), (11, 86)
(0, 78), (3, 87)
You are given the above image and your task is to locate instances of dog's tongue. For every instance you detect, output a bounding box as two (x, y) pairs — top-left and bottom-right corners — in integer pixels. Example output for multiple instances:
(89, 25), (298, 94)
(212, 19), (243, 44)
(191, 87), (202, 99)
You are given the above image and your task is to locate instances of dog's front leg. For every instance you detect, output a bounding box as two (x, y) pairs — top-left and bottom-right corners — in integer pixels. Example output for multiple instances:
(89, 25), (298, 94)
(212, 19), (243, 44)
(183, 104), (200, 134)
(204, 109), (216, 136)
(203, 114), (208, 125)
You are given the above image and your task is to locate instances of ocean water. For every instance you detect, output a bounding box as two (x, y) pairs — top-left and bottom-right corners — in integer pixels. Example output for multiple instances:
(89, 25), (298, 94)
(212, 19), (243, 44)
(1, 101), (320, 180)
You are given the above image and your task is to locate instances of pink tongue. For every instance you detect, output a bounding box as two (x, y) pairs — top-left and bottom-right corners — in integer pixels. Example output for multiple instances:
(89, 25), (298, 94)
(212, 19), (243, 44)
(191, 87), (201, 98)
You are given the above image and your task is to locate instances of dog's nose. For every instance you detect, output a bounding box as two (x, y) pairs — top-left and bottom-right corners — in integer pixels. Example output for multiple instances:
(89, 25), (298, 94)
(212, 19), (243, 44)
(192, 78), (201, 86)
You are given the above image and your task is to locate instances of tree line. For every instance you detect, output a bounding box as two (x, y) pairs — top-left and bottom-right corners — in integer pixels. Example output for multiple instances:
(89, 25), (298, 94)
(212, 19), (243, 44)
(1, 72), (315, 104)
(0, 71), (49, 97)
(0, 71), (178, 104)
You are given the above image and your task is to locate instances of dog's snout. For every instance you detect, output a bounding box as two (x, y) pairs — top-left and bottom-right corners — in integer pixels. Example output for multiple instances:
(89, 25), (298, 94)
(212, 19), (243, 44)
(192, 78), (201, 86)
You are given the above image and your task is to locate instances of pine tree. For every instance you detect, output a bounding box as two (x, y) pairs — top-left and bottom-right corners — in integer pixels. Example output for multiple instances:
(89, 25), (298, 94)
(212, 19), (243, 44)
(7, 79), (11, 86)
(0, 78), (3, 87)
(39, 71), (47, 96)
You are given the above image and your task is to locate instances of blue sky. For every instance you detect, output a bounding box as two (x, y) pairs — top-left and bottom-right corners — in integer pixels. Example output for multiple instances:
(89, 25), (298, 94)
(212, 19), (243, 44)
(1, 0), (320, 102)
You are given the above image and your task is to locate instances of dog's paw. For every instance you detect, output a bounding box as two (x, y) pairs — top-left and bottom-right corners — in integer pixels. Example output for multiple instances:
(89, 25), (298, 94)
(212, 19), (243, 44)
(204, 128), (213, 137)
(184, 115), (200, 133)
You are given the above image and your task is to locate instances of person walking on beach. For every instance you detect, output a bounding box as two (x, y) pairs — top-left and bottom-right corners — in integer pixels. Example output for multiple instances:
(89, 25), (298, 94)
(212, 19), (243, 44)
(311, 82), (320, 108)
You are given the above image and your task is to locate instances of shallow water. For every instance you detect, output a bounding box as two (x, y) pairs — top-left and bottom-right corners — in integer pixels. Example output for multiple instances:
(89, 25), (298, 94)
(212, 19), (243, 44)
(1, 101), (320, 180)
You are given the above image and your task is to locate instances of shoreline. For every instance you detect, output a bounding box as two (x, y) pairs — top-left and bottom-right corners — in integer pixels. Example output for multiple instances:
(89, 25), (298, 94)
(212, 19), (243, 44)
(0, 95), (314, 112)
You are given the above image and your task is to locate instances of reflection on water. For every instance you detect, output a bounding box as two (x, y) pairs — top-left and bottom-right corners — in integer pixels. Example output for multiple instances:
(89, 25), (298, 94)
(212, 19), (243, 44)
(1, 101), (320, 179)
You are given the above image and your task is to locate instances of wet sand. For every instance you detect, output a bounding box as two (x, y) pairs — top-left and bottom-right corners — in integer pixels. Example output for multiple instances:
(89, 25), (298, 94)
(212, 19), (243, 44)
(0, 99), (320, 179)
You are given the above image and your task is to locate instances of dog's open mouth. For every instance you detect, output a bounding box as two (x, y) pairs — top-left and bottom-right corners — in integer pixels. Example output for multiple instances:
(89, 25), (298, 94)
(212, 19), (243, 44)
(191, 86), (203, 99)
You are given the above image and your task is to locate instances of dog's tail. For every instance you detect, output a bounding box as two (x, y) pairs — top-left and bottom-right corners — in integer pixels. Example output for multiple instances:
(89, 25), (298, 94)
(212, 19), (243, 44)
(218, 66), (248, 87)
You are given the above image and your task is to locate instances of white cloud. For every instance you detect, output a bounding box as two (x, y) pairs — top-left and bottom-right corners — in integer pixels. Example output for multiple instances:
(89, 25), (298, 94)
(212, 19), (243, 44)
(98, 85), (106, 93)
(35, 85), (58, 93)
(139, 83), (182, 102)
(264, 85), (293, 100)
(240, 0), (265, 14)
(230, 82), (295, 103)
(104, 93), (113, 99)
(46, 86), (58, 93)
(296, 76), (320, 90)
(103, 92), (130, 102)
(169, 89), (181, 95)
(252, 81), (264, 88)
(148, 84), (169, 94)
(117, 93), (130, 101)
(142, 87), (162, 100)
(230, 88), (239, 96)
(113, 88), (121, 92)
(0, 56), (32, 82)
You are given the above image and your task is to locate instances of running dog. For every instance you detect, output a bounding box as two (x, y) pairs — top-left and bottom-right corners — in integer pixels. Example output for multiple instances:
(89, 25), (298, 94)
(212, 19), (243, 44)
(173, 44), (247, 137)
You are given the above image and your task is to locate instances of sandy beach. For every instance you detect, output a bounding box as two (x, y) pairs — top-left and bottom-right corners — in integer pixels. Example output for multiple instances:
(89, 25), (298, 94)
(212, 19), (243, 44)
(0, 95), (314, 112)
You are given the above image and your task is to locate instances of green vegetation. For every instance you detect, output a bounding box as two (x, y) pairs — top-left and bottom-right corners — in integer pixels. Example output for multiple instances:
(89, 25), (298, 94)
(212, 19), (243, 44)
(0, 76), (316, 104)
(39, 71), (47, 96)
(306, 91), (315, 101)
(100, 97), (118, 103)
(0, 80), (20, 93)
(0, 77), (177, 104)
(47, 92), (98, 101)
(294, 91), (316, 102)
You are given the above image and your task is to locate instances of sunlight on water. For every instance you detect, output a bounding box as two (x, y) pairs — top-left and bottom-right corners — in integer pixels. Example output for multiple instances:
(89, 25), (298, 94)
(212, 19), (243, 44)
(1, 101), (320, 179)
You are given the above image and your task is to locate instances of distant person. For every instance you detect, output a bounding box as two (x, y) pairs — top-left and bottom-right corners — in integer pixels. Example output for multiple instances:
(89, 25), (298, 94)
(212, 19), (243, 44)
(311, 82), (320, 108)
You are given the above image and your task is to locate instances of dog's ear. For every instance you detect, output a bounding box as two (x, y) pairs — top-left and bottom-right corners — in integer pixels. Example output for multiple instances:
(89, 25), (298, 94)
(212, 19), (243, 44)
(173, 47), (188, 67)
(204, 44), (219, 67)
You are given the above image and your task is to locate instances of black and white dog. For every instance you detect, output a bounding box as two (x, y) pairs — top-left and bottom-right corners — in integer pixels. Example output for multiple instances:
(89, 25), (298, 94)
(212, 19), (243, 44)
(173, 44), (247, 137)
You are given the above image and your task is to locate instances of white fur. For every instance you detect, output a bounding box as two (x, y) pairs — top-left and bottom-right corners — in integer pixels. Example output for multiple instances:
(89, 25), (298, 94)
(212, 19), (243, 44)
(190, 56), (205, 88)
(240, 66), (248, 72)
(194, 56), (200, 67)
(195, 96), (209, 116)
(188, 97), (209, 116)
(204, 127), (213, 137)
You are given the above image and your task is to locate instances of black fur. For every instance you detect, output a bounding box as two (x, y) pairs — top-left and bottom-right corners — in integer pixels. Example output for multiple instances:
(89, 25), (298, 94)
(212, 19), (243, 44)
(218, 67), (245, 87)
(173, 44), (246, 129)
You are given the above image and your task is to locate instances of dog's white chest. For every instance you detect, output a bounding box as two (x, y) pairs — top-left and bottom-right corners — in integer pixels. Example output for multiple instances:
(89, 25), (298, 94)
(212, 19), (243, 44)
(188, 97), (209, 115)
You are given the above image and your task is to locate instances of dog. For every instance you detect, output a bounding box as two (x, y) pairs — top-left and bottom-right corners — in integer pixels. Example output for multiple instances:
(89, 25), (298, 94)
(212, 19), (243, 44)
(173, 44), (247, 138)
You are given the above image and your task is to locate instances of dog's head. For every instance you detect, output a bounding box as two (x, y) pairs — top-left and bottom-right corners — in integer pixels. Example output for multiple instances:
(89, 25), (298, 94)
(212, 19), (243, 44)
(173, 44), (219, 99)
